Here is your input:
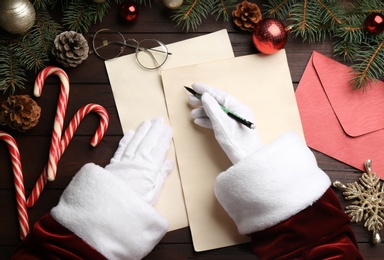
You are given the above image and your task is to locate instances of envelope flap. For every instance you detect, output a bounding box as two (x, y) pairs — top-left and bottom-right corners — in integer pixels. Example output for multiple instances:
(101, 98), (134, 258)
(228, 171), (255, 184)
(312, 51), (384, 137)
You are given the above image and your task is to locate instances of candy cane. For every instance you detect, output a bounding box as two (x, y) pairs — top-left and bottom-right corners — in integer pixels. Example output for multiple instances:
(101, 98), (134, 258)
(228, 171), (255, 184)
(34, 66), (70, 182)
(0, 131), (29, 240)
(61, 104), (109, 149)
(26, 104), (109, 207)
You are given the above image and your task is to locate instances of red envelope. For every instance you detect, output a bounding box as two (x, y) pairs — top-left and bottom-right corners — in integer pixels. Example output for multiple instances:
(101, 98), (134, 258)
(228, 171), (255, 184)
(295, 51), (384, 179)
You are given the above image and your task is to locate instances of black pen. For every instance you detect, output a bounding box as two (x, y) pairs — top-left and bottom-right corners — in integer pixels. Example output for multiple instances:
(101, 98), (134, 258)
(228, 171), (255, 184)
(184, 86), (255, 129)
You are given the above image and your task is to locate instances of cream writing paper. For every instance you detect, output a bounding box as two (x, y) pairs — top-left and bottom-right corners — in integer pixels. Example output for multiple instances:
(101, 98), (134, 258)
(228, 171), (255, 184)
(161, 50), (304, 251)
(105, 30), (235, 231)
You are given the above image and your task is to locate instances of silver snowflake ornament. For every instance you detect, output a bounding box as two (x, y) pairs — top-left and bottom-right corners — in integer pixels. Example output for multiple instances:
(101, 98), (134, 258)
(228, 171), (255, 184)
(333, 159), (384, 244)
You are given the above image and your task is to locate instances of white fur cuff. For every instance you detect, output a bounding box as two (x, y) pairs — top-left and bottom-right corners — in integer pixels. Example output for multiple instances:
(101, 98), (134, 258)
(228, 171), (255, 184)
(51, 163), (168, 260)
(214, 132), (331, 235)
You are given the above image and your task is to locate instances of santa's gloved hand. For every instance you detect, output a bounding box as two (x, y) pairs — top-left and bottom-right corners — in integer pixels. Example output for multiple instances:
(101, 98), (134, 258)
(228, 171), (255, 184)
(106, 117), (174, 205)
(189, 83), (262, 164)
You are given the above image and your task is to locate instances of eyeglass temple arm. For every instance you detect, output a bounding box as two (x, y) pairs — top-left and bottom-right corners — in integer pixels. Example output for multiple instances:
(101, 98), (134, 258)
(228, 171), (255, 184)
(136, 46), (172, 55)
(91, 40), (172, 55)
(89, 40), (128, 54)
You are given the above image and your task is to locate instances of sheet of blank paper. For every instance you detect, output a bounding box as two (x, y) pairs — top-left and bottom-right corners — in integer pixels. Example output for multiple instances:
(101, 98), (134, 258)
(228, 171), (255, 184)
(105, 30), (235, 232)
(161, 50), (304, 251)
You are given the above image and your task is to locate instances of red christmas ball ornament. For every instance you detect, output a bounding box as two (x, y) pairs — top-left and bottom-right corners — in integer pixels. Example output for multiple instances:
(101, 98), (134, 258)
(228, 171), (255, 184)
(364, 13), (384, 35)
(119, 2), (139, 23)
(252, 18), (288, 54)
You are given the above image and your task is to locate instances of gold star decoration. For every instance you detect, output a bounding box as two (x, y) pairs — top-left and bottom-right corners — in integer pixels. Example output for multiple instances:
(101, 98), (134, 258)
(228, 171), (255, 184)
(333, 160), (384, 244)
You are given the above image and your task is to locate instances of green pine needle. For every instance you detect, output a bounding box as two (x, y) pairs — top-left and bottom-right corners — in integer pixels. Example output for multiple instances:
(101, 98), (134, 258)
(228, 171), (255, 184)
(171, 0), (213, 32)
(32, 0), (58, 10)
(62, 1), (100, 33)
(263, 0), (384, 90)
(0, 45), (26, 94)
(1, 0), (383, 94)
(350, 38), (384, 90)
(171, 0), (235, 32)
(263, 0), (292, 20)
(211, 0), (237, 22)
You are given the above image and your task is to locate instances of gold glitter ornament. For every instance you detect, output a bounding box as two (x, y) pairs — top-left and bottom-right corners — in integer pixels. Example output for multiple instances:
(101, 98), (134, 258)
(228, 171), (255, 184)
(333, 160), (384, 244)
(0, 0), (36, 34)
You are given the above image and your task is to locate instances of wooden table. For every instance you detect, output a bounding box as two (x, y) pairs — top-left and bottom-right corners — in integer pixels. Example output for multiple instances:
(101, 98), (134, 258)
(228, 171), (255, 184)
(1, 2), (383, 259)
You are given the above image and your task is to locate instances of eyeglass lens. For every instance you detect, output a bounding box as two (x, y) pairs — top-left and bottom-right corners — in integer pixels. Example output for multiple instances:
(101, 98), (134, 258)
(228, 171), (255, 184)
(93, 30), (127, 60)
(136, 39), (169, 69)
(92, 29), (169, 70)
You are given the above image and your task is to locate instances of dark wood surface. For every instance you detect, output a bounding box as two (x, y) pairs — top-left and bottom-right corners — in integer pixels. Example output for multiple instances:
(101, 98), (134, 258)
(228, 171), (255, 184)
(1, 1), (383, 259)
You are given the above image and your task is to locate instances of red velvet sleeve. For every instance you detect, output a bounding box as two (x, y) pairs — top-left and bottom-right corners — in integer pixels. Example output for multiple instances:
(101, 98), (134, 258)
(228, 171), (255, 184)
(249, 188), (364, 260)
(12, 213), (106, 260)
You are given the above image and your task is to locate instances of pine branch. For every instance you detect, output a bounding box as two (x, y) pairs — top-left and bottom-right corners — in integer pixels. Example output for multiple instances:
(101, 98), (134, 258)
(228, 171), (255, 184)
(0, 44), (26, 95)
(211, 0), (237, 22)
(12, 32), (48, 72)
(171, 0), (213, 32)
(263, 0), (292, 20)
(353, 0), (384, 14)
(289, 0), (326, 42)
(283, 0), (346, 42)
(317, 0), (344, 30)
(350, 38), (384, 90)
(333, 39), (360, 61)
(32, 0), (59, 10)
(62, 0), (111, 33)
(33, 9), (62, 56)
(91, 1), (112, 24)
(264, 0), (384, 90)
(170, 0), (236, 31)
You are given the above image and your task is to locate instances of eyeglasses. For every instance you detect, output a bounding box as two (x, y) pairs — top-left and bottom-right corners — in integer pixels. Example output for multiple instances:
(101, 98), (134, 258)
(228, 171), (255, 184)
(90, 28), (172, 70)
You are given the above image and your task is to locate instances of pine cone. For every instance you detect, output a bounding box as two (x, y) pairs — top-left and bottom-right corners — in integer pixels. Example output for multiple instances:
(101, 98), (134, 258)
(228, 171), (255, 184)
(232, 1), (262, 31)
(52, 31), (89, 68)
(0, 95), (41, 132)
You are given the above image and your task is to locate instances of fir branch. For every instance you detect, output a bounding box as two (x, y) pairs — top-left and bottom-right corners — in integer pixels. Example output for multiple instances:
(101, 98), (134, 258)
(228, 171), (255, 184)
(211, 0), (237, 22)
(0, 45), (26, 94)
(32, 0), (58, 10)
(34, 9), (62, 55)
(350, 38), (384, 90)
(62, 1), (90, 33)
(263, 0), (292, 20)
(264, 0), (384, 90)
(317, 0), (343, 29)
(333, 39), (360, 61)
(171, 0), (213, 32)
(289, 0), (326, 42)
(354, 0), (384, 14)
(334, 13), (366, 49)
(91, 1), (111, 24)
(12, 25), (53, 72)
(62, 0), (111, 33)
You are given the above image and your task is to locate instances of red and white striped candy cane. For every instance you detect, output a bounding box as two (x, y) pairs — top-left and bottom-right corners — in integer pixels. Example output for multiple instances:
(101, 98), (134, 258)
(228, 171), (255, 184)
(0, 131), (29, 240)
(61, 103), (109, 149)
(34, 66), (70, 182)
(26, 104), (109, 207)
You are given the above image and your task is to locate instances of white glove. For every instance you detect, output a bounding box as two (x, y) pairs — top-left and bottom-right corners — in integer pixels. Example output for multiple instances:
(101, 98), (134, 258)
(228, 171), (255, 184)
(189, 83), (262, 164)
(106, 117), (174, 205)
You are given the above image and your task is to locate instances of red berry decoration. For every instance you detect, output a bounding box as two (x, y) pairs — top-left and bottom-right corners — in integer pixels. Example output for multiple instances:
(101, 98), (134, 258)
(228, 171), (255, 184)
(119, 2), (139, 23)
(364, 13), (384, 35)
(252, 18), (288, 55)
